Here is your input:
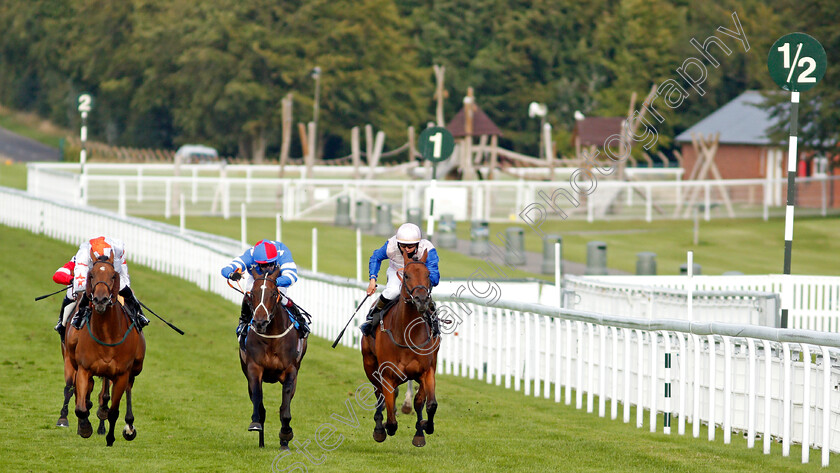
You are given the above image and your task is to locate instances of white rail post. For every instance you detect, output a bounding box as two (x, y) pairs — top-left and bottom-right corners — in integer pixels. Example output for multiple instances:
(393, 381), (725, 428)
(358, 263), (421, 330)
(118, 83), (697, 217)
(240, 203), (247, 250)
(356, 228), (362, 282)
(312, 227), (318, 273)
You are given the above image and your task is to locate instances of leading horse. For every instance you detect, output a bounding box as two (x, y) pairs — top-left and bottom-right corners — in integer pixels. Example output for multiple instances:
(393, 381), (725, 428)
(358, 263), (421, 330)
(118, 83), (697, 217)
(65, 254), (146, 446)
(239, 267), (307, 448)
(361, 248), (440, 447)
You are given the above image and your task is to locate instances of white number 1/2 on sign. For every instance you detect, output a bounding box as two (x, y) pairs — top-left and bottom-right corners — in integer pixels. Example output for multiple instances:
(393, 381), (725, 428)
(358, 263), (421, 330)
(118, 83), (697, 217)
(429, 132), (442, 159)
(777, 42), (817, 83)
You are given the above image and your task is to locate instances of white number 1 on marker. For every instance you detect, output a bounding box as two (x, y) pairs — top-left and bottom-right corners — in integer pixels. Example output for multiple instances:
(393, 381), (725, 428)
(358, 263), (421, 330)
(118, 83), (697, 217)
(429, 132), (442, 158)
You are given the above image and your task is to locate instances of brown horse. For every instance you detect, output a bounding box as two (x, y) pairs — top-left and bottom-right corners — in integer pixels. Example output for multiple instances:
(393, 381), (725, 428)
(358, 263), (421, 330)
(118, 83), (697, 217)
(239, 267), (307, 448)
(58, 300), (111, 435)
(65, 254), (146, 446)
(361, 248), (440, 447)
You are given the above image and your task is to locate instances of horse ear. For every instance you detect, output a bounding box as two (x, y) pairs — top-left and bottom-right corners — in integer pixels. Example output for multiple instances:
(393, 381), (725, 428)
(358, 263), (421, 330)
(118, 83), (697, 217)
(271, 266), (281, 279)
(396, 270), (404, 283)
(113, 273), (121, 300)
(419, 249), (428, 263)
(249, 267), (259, 279)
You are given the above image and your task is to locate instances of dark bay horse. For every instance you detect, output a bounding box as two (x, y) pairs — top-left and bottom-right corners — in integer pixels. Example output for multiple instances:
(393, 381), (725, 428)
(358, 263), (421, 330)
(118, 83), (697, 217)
(65, 254), (146, 446)
(361, 248), (440, 447)
(239, 267), (307, 448)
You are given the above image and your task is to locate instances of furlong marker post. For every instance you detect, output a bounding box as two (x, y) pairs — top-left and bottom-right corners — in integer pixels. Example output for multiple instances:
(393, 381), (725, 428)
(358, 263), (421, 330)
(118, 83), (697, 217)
(417, 127), (454, 241)
(767, 32), (827, 328)
(77, 93), (92, 205)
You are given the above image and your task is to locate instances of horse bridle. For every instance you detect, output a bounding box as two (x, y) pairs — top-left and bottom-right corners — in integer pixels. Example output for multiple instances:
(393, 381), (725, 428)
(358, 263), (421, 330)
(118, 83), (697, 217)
(89, 260), (117, 308)
(249, 275), (282, 327)
(402, 261), (431, 308)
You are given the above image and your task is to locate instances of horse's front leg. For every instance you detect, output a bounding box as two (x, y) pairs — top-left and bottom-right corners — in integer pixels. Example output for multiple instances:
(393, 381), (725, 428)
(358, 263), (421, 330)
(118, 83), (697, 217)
(73, 367), (93, 438)
(412, 380), (427, 447)
(382, 375), (399, 437)
(278, 369), (298, 450)
(372, 388), (386, 443)
(105, 374), (129, 446)
(96, 378), (111, 435)
(58, 348), (75, 427)
(421, 368), (438, 435)
(122, 375), (137, 441)
(245, 363), (266, 447)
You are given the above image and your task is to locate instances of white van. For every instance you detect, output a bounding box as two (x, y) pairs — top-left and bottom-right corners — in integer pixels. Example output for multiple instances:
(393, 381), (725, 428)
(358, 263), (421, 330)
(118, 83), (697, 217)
(174, 144), (220, 164)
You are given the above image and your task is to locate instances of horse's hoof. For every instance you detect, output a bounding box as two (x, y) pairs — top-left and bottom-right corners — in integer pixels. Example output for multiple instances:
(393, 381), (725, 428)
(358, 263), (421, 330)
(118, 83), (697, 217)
(77, 419), (93, 438)
(412, 434), (426, 447)
(401, 404), (413, 414)
(97, 407), (108, 421)
(279, 428), (294, 442)
(373, 429), (387, 443)
(424, 421), (434, 435)
(248, 422), (263, 432)
(123, 425), (137, 441)
(280, 439), (290, 450)
(57, 418), (69, 428)
(385, 423), (397, 436)
(106, 436), (115, 447)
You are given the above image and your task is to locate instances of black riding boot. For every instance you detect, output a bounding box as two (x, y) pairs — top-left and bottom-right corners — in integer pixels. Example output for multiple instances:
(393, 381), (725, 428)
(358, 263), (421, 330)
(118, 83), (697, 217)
(119, 287), (150, 331)
(71, 294), (90, 329)
(236, 299), (252, 345)
(427, 300), (440, 337)
(55, 296), (73, 336)
(286, 304), (310, 339)
(360, 295), (388, 337)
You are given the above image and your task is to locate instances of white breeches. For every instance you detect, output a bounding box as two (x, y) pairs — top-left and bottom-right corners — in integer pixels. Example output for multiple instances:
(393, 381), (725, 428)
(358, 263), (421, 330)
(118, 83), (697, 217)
(381, 266), (402, 300)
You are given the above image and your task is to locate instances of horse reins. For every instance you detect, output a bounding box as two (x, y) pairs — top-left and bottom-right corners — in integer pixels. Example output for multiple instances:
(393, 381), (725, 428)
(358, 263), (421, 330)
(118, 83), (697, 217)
(380, 261), (438, 349)
(248, 276), (295, 340)
(85, 259), (135, 347)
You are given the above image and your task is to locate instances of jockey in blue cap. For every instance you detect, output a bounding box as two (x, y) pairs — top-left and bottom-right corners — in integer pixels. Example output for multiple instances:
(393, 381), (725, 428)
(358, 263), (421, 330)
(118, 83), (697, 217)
(360, 223), (441, 337)
(221, 239), (308, 343)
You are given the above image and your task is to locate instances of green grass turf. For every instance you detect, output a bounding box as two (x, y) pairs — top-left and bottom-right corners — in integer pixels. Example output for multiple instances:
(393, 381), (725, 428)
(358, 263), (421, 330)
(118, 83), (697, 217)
(1, 224), (836, 472)
(0, 161), (28, 190)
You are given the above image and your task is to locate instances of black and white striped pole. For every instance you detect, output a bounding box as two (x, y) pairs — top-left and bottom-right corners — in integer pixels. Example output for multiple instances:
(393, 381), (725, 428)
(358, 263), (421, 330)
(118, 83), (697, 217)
(767, 33), (826, 328)
(417, 126), (454, 241)
(77, 93), (93, 205)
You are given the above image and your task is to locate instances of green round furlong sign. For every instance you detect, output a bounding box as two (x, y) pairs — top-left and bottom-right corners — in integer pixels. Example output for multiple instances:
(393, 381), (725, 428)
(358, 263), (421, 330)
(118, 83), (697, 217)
(768, 33), (826, 92)
(418, 127), (454, 163)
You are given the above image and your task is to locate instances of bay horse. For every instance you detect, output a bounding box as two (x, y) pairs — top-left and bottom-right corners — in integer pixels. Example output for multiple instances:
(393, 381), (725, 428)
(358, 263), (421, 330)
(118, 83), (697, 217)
(361, 248), (440, 447)
(239, 267), (307, 448)
(58, 297), (111, 435)
(65, 254), (146, 446)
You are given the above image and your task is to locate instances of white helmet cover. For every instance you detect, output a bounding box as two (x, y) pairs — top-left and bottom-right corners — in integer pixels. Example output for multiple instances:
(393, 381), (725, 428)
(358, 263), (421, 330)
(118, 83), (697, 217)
(395, 223), (422, 244)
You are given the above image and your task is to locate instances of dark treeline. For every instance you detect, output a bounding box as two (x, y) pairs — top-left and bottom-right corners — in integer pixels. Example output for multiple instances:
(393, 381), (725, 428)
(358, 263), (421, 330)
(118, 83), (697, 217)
(0, 0), (835, 161)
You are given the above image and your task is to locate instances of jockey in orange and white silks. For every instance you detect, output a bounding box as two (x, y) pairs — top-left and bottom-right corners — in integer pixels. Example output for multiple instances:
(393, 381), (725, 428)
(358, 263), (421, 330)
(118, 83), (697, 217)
(72, 236), (131, 293)
(56, 236), (149, 335)
(361, 223), (441, 336)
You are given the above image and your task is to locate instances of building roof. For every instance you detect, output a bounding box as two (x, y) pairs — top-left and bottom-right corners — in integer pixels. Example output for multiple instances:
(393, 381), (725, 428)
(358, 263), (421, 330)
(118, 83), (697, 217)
(571, 117), (625, 147)
(446, 104), (502, 138)
(675, 90), (783, 146)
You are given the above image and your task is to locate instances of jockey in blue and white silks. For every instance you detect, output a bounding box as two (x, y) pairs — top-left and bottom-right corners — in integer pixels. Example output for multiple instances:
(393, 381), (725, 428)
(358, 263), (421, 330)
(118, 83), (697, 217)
(221, 239), (299, 291)
(361, 223), (441, 336)
(221, 239), (307, 341)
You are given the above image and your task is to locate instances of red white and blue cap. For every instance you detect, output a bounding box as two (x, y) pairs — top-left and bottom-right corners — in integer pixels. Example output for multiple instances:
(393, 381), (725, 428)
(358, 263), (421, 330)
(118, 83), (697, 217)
(253, 240), (278, 264)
